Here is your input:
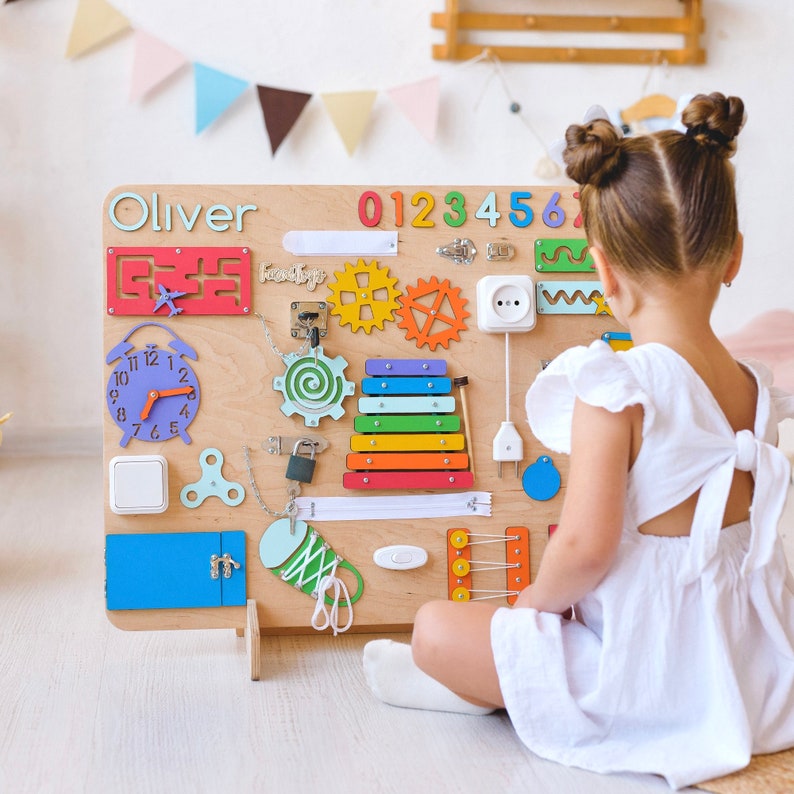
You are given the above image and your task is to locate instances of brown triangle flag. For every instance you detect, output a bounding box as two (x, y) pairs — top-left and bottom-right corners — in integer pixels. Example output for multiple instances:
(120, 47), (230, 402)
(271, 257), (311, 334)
(256, 85), (312, 156)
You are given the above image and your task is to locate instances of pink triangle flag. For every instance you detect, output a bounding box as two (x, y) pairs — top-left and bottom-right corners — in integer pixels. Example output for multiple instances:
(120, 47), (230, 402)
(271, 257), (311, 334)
(387, 76), (440, 143)
(130, 30), (188, 101)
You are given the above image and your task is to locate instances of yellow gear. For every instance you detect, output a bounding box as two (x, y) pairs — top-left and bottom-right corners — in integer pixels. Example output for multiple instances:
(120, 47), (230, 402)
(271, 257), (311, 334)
(326, 259), (401, 333)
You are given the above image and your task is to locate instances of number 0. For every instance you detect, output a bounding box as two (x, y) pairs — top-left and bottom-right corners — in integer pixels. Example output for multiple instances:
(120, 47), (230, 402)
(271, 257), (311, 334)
(358, 191), (382, 227)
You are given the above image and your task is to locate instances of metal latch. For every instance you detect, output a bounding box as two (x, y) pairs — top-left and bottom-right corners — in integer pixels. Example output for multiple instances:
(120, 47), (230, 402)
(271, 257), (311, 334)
(210, 552), (241, 580)
(290, 301), (328, 338)
(436, 238), (477, 265)
(486, 242), (515, 261)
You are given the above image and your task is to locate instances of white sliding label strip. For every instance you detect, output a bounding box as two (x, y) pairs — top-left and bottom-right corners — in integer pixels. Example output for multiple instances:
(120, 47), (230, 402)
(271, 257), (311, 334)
(295, 491), (492, 521)
(283, 230), (398, 256)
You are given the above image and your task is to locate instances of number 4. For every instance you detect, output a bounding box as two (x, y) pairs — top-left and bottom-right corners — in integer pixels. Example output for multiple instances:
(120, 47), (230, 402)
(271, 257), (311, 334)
(475, 191), (500, 227)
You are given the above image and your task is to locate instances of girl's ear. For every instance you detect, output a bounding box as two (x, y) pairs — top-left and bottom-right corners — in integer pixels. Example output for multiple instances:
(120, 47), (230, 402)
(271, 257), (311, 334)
(590, 245), (619, 298)
(723, 233), (743, 285)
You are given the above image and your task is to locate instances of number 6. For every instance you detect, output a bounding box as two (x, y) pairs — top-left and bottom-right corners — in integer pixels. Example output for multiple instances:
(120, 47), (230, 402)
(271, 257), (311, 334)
(542, 192), (565, 228)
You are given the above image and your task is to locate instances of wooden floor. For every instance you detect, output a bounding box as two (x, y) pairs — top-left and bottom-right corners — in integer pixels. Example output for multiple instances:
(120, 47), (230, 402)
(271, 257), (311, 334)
(2, 455), (792, 794)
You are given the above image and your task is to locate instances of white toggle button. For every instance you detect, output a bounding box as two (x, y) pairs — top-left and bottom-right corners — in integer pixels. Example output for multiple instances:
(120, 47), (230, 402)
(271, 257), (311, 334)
(373, 545), (428, 571)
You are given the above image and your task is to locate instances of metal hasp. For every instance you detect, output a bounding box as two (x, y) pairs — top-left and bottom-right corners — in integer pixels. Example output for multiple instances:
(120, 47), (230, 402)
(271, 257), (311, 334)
(436, 238), (477, 265)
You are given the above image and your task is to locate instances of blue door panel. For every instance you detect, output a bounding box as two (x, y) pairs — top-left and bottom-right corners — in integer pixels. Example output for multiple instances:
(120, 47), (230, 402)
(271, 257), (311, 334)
(106, 531), (246, 610)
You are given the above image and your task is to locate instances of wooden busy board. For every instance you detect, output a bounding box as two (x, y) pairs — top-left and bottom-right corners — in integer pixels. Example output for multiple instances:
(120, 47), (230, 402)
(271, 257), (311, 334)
(102, 185), (622, 635)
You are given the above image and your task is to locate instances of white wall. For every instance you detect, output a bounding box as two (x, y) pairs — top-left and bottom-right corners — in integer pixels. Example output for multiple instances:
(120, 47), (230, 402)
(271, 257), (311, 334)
(2, 0), (793, 452)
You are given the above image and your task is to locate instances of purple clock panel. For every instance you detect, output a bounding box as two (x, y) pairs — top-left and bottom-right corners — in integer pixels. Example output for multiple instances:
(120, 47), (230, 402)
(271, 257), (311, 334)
(106, 322), (200, 448)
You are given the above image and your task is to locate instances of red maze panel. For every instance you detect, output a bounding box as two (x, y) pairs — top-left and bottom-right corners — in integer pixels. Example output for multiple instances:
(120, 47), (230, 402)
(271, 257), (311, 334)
(106, 246), (251, 316)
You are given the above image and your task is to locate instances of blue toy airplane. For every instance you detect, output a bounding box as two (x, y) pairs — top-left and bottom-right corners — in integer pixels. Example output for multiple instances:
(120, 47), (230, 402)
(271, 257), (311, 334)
(153, 284), (187, 317)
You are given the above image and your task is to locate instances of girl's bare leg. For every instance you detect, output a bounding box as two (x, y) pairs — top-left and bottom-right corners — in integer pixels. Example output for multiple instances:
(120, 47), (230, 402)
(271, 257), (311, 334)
(412, 599), (505, 709)
(363, 599), (504, 713)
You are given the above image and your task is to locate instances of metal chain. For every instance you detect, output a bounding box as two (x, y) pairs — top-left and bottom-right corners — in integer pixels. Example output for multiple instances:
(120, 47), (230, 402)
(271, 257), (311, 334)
(253, 311), (311, 362)
(242, 444), (295, 518)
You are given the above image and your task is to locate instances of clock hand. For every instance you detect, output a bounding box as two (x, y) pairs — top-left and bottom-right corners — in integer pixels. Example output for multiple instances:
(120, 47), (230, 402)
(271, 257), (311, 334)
(140, 390), (159, 420)
(139, 386), (195, 420)
(157, 386), (195, 398)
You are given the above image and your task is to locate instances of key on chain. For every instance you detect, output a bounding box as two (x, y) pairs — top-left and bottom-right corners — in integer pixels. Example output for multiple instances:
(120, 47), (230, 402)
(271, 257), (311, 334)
(310, 325), (320, 366)
(286, 496), (300, 535)
(284, 438), (319, 535)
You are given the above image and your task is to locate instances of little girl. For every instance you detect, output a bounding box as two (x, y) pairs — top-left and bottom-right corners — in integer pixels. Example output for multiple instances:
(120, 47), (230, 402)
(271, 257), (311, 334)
(363, 92), (794, 789)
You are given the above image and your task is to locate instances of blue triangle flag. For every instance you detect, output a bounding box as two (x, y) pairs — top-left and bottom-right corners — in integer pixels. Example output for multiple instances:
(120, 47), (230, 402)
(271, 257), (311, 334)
(194, 62), (249, 133)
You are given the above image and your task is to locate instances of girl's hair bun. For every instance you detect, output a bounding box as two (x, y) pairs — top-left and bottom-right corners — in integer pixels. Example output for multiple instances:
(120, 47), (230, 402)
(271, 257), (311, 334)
(682, 92), (745, 157)
(562, 118), (623, 186)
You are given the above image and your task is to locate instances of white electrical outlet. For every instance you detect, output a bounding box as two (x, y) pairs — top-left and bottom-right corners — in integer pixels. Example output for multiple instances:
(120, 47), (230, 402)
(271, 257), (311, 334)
(476, 275), (536, 333)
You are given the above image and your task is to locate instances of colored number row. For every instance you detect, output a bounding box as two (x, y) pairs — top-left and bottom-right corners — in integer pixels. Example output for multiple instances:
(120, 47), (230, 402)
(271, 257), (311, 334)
(358, 190), (582, 230)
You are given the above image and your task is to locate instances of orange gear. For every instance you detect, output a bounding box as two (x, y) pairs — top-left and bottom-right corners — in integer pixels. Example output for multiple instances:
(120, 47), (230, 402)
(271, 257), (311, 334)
(326, 259), (401, 333)
(395, 276), (470, 351)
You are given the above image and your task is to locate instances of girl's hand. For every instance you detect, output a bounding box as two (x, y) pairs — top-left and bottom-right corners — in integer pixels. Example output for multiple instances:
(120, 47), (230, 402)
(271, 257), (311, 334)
(513, 585), (574, 618)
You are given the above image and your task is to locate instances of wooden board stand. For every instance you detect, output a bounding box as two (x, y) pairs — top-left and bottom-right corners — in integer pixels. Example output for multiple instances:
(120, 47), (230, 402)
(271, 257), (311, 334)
(102, 185), (621, 679)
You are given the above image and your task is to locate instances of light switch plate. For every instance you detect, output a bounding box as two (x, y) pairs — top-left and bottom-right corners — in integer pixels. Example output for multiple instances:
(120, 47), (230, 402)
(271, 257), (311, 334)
(109, 455), (169, 515)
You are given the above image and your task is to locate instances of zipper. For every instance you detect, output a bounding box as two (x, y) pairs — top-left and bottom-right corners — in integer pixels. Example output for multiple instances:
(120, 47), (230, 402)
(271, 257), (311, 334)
(294, 491), (492, 522)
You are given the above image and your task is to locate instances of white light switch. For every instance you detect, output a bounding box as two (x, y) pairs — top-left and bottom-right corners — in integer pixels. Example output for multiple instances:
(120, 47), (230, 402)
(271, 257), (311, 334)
(109, 455), (169, 515)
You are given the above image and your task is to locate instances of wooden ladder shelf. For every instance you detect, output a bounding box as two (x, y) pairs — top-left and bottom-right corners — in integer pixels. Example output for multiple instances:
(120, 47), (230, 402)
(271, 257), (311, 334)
(431, 0), (705, 65)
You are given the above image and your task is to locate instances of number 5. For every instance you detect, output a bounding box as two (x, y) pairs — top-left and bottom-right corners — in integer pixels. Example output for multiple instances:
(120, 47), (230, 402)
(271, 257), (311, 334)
(509, 191), (533, 227)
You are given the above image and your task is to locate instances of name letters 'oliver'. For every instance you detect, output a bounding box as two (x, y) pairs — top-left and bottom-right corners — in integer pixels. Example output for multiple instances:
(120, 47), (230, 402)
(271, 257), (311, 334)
(108, 191), (258, 233)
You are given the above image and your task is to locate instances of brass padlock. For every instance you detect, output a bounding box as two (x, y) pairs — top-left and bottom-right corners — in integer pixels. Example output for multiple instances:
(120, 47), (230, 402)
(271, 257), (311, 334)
(285, 438), (317, 484)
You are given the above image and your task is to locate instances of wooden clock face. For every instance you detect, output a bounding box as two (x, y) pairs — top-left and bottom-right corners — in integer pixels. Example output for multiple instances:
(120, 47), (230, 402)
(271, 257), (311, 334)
(106, 343), (200, 447)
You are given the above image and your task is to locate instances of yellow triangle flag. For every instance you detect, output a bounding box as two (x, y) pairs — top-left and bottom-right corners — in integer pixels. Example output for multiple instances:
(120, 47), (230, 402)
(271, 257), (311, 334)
(66, 0), (131, 58)
(321, 90), (377, 156)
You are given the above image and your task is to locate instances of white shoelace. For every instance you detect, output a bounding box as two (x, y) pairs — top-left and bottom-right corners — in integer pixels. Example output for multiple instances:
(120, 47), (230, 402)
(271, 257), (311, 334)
(279, 529), (354, 635)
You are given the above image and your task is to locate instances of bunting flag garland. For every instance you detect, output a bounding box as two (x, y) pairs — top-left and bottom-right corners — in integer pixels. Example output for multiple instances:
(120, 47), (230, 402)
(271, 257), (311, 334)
(194, 63), (249, 134)
(386, 76), (441, 143)
(256, 86), (313, 156)
(13, 0), (449, 155)
(130, 30), (189, 101)
(65, 0), (130, 59)
(320, 90), (378, 156)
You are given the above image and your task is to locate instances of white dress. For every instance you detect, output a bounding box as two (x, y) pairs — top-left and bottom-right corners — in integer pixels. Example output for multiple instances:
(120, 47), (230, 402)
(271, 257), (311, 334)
(490, 341), (794, 789)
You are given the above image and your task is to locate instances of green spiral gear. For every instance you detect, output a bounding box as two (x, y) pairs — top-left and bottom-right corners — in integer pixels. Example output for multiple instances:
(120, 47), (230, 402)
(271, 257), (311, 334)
(272, 346), (355, 427)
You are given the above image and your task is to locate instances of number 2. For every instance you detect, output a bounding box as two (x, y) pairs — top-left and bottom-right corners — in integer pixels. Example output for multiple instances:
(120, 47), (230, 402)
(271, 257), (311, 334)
(411, 192), (435, 227)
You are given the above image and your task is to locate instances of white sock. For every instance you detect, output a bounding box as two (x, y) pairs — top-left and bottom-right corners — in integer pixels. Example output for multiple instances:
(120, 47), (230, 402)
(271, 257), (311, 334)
(362, 639), (495, 715)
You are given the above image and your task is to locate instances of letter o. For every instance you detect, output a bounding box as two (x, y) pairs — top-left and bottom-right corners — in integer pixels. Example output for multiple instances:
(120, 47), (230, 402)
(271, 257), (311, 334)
(108, 192), (148, 231)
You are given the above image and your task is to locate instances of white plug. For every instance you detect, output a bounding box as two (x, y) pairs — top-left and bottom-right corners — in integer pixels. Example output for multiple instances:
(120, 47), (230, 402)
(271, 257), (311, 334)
(493, 421), (523, 478)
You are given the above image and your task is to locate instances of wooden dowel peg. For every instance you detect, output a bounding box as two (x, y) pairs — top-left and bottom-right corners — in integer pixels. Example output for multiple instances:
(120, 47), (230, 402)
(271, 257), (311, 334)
(453, 375), (476, 480)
